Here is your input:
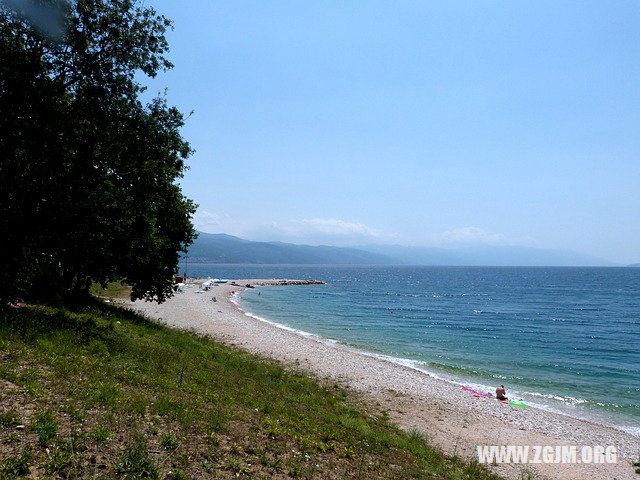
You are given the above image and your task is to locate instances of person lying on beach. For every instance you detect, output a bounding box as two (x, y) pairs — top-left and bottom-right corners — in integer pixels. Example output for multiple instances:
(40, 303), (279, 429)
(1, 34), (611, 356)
(496, 385), (508, 401)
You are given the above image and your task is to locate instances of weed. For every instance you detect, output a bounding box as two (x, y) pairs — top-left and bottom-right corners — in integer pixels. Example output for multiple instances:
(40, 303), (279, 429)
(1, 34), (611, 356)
(3, 433), (20, 444)
(90, 380), (121, 406)
(87, 338), (109, 355)
(340, 445), (356, 459)
(124, 392), (148, 415)
(222, 458), (251, 475)
(167, 468), (188, 480)
(288, 458), (305, 479)
(161, 433), (179, 451)
(61, 402), (84, 422)
(91, 426), (112, 443)
(0, 446), (32, 479)
(518, 468), (540, 480)
(266, 454), (284, 473)
(0, 411), (19, 427)
(32, 410), (57, 446)
(203, 430), (220, 446)
(116, 436), (159, 479)
(206, 411), (227, 434)
(44, 442), (74, 476)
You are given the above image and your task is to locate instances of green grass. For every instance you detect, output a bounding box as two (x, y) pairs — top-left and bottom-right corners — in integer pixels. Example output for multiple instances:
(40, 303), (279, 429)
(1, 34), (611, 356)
(32, 411), (57, 447)
(116, 434), (159, 479)
(0, 411), (19, 428)
(160, 433), (179, 451)
(0, 446), (32, 480)
(0, 300), (502, 479)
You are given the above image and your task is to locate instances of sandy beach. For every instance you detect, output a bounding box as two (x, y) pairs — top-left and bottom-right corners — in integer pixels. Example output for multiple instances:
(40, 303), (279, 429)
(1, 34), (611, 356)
(130, 280), (640, 480)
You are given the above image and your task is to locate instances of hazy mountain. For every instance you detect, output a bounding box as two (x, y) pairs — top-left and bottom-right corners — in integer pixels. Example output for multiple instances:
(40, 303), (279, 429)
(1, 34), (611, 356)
(628, 263), (640, 267)
(356, 244), (617, 267)
(185, 233), (395, 264)
(186, 233), (617, 266)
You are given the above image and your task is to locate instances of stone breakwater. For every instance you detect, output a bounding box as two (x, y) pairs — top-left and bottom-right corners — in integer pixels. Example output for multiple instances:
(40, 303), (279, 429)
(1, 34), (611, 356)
(245, 279), (325, 286)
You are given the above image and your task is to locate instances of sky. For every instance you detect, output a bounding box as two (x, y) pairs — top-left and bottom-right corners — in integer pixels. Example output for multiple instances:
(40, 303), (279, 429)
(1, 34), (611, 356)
(145, 1), (640, 264)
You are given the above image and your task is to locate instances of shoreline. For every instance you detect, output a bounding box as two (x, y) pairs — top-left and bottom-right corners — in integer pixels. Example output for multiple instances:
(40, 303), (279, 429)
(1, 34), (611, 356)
(130, 279), (640, 480)
(232, 289), (638, 435)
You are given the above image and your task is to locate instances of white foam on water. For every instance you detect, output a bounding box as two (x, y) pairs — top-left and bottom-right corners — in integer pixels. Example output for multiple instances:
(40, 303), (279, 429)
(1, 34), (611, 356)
(232, 290), (640, 437)
(231, 292), (339, 345)
(620, 425), (640, 437)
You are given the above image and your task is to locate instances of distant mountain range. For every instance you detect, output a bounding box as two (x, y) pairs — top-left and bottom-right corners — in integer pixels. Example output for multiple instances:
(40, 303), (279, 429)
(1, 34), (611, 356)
(356, 244), (616, 267)
(185, 232), (617, 266)
(185, 233), (394, 264)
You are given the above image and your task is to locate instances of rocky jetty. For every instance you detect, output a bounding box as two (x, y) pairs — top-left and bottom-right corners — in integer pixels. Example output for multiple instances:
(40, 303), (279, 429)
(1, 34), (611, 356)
(249, 279), (325, 286)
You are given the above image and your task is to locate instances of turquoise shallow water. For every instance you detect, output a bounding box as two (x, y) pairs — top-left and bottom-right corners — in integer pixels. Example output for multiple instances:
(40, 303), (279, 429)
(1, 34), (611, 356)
(188, 264), (640, 433)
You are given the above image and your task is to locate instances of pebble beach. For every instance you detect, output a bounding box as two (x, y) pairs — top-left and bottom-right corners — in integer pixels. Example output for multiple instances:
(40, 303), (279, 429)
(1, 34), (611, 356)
(130, 279), (640, 480)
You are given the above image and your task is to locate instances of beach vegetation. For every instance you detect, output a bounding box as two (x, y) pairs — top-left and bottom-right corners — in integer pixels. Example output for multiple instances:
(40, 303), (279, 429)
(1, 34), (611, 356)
(31, 411), (57, 447)
(91, 425), (112, 443)
(160, 432), (179, 451)
(0, 411), (20, 428)
(517, 468), (540, 480)
(0, 0), (196, 306)
(0, 300), (503, 478)
(167, 468), (188, 480)
(43, 440), (75, 476)
(0, 446), (32, 480)
(116, 434), (159, 479)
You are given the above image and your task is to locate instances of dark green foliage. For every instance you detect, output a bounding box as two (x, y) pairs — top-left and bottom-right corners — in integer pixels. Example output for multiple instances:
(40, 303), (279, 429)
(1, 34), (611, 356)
(0, 0), (196, 304)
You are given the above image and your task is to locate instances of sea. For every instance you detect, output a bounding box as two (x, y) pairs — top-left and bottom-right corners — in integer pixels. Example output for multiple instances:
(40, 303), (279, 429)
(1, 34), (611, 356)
(186, 264), (640, 435)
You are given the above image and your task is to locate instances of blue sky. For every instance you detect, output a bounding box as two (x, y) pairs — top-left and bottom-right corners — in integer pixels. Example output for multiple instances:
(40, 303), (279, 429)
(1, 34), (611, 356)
(146, 1), (640, 264)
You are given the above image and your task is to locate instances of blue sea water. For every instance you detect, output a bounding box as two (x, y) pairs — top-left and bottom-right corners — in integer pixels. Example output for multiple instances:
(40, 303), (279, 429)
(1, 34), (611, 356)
(187, 264), (640, 434)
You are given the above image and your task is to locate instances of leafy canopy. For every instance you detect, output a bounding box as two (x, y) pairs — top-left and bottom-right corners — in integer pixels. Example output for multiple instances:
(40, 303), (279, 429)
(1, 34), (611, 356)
(0, 0), (197, 303)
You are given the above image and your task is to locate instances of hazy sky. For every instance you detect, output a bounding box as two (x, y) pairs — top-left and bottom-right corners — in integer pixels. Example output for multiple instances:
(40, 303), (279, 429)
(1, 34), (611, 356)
(146, 1), (640, 264)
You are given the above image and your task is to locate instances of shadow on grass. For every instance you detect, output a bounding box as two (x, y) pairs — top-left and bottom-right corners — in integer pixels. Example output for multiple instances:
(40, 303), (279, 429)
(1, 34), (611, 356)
(64, 295), (164, 329)
(0, 297), (161, 352)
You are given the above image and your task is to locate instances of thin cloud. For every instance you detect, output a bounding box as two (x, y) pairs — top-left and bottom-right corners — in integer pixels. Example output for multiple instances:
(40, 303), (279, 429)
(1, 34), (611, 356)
(191, 210), (386, 245)
(193, 210), (224, 229)
(420, 226), (539, 248)
(300, 218), (381, 238)
(429, 226), (507, 246)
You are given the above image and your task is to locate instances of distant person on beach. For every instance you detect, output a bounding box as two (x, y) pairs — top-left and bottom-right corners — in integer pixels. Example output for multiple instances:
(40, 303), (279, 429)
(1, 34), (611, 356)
(212, 296), (217, 302)
(496, 385), (508, 401)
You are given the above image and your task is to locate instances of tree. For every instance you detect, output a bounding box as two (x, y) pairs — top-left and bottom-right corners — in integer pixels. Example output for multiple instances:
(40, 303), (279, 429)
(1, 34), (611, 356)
(0, 0), (197, 303)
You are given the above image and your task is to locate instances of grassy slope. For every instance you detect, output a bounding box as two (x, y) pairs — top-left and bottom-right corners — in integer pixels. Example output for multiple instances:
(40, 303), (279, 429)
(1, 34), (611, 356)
(0, 301), (500, 479)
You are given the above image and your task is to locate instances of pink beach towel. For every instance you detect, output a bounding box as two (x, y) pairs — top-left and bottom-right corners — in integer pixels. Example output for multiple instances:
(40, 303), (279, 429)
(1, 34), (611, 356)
(461, 385), (493, 397)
